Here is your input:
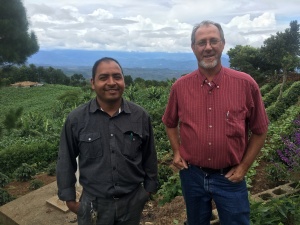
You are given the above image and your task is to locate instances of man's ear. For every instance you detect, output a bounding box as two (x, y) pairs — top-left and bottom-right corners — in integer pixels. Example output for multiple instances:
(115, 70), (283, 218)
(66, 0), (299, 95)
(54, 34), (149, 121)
(90, 78), (95, 89)
(191, 44), (196, 54)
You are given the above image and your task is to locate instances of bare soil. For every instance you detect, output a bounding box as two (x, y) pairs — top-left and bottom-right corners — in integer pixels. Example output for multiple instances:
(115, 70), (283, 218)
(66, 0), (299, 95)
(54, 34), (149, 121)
(3, 159), (277, 225)
(4, 173), (56, 198)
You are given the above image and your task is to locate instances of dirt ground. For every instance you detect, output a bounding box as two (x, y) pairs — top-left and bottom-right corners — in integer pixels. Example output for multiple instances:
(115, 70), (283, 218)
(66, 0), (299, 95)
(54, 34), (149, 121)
(3, 159), (277, 225)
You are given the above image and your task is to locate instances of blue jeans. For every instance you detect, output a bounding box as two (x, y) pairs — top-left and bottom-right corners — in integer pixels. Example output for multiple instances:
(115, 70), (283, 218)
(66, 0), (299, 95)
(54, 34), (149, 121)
(180, 165), (250, 225)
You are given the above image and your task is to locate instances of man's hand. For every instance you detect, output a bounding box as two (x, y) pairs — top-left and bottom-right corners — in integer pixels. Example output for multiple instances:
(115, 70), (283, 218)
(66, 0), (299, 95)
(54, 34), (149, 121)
(225, 165), (247, 183)
(66, 200), (80, 214)
(173, 152), (188, 170)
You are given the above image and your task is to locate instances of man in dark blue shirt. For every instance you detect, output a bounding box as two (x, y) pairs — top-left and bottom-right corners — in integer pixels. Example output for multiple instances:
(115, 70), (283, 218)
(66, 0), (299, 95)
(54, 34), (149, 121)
(56, 57), (158, 225)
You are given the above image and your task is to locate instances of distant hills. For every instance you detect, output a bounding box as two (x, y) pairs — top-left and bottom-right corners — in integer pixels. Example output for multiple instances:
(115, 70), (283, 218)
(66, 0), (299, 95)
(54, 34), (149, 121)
(27, 49), (230, 80)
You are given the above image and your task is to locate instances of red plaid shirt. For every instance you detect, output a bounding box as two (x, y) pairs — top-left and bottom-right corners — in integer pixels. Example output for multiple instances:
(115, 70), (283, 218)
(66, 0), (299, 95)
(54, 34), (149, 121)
(162, 67), (269, 169)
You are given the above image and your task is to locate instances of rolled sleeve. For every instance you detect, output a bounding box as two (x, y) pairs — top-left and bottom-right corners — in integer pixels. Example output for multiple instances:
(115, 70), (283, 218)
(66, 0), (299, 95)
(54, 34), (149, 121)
(142, 116), (158, 193)
(56, 117), (78, 201)
(162, 87), (179, 128)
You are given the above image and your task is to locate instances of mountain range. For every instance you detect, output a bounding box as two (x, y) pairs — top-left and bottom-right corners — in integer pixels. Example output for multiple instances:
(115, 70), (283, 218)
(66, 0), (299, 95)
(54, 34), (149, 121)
(27, 50), (230, 80)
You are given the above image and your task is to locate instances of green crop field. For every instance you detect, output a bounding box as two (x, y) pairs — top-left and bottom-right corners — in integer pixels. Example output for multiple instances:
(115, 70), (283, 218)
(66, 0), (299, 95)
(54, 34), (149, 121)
(0, 84), (81, 121)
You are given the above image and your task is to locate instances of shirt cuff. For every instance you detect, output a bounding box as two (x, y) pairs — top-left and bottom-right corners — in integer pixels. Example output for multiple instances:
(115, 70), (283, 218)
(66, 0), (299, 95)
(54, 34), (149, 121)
(144, 180), (158, 193)
(58, 186), (76, 201)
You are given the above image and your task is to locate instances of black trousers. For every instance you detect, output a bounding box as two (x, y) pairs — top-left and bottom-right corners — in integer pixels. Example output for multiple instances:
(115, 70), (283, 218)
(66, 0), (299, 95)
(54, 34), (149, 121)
(77, 185), (149, 225)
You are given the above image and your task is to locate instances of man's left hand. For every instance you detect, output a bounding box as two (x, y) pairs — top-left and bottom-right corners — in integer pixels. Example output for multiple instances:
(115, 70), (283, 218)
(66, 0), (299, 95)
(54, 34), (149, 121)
(225, 166), (247, 182)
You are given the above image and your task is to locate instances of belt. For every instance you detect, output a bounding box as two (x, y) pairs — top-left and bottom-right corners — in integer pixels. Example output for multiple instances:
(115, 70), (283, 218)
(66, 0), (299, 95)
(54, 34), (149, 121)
(198, 166), (232, 175)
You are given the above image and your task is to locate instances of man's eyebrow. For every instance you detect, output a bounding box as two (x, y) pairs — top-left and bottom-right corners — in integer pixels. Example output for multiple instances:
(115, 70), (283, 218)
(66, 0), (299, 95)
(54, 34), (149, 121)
(98, 73), (122, 77)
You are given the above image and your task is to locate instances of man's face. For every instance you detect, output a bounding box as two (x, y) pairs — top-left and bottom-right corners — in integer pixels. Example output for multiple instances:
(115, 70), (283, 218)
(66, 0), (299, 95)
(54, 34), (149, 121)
(91, 60), (125, 105)
(191, 24), (225, 69)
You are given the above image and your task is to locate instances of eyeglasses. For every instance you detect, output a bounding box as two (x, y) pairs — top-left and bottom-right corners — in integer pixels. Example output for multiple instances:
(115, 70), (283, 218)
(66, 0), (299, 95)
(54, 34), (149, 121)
(196, 39), (222, 47)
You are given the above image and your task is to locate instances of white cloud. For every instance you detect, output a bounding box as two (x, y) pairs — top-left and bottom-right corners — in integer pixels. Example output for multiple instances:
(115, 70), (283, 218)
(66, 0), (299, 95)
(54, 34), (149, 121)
(88, 8), (113, 19)
(22, 0), (299, 53)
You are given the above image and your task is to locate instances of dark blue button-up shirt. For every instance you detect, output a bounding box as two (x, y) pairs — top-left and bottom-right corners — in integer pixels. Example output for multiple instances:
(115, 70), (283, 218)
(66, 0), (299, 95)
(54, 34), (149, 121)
(57, 98), (158, 201)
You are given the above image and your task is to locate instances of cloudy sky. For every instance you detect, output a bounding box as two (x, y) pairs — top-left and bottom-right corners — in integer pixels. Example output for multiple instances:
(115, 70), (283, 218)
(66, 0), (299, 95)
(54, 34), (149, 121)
(22, 0), (299, 53)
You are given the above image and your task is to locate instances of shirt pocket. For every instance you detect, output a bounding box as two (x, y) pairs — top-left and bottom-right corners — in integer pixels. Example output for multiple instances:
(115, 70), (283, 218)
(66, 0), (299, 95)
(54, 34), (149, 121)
(225, 110), (245, 137)
(78, 132), (103, 158)
(122, 130), (143, 159)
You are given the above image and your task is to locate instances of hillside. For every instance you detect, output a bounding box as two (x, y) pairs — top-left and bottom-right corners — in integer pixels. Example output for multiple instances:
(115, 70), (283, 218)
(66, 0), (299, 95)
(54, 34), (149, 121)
(0, 80), (300, 224)
(26, 49), (230, 80)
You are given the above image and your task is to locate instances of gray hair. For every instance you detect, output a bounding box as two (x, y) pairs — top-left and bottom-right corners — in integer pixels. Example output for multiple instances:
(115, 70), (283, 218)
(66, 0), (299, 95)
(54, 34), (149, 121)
(191, 20), (225, 45)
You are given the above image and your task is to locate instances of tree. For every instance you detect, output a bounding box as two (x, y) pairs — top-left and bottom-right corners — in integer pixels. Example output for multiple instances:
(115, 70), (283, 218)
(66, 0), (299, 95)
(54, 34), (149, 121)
(227, 45), (266, 84)
(3, 107), (23, 132)
(0, 0), (39, 66)
(124, 75), (133, 86)
(70, 73), (87, 86)
(260, 20), (300, 100)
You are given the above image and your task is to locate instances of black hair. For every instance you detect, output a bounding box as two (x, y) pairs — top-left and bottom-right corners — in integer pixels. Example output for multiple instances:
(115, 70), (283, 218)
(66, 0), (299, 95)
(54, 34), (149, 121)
(92, 57), (124, 79)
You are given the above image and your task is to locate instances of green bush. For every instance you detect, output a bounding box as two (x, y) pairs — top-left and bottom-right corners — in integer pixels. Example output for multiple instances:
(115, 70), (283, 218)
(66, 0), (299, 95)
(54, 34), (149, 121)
(263, 83), (282, 108)
(29, 179), (44, 190)
(155, 172), (182, 205)
(0, 140), (58, 174)
(250, 194), (300, 225)
(266, 81), (300, 121)
(14, 163), (36, 182)
(260, 82), (277, 97)
(47, 162), (56, 176)
(0, 172), (10, 187)
(266, 100), (286, 121)
(158, 164), (173, 188)
(265, 162), (288, 184)
(261, 104), (300, 173)
(0, 188), (14, 206)
(282, 81), (300, 105)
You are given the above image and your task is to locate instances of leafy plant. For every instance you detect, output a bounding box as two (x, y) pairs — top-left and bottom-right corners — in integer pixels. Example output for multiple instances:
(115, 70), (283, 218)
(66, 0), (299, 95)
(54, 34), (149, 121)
(246, 160), (259, 188)
(158, 164), (173, 188)
(260, 82), (278, 97)
(13, 163), (36, 182)
(267, 115), (300, 182)
(0, 188), (14, 206)
(266, 81), (300, 121)
(47, 162), (56, 176)
(265, 162), (289, 184)
(0, 172), (10, 187)
(155, 173), (182, 205)
(0, 140), (58, 174)
(250, 194), (300, 225)
(29, 179), (44, 190)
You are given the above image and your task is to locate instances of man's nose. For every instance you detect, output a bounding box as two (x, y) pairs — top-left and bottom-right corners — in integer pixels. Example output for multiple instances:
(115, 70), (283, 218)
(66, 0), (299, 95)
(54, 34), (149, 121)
(204, 42), (213, 50)
(107, 75), (116, 84)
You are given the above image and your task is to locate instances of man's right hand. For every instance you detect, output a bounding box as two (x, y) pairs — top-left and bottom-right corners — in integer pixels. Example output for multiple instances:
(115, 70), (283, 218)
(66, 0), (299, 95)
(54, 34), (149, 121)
(66, 200), (80, 214)
(173, 152), (188, 170)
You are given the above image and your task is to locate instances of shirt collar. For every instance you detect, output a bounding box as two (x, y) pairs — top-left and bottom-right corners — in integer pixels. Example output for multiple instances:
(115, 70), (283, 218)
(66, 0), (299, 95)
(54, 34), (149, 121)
(197, 66), (224, 87)
(89, 98), (131, 114)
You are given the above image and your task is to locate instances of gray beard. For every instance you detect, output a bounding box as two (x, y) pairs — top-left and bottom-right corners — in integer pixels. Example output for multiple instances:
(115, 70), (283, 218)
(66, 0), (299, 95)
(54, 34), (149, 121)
(199, 59), (218, 69)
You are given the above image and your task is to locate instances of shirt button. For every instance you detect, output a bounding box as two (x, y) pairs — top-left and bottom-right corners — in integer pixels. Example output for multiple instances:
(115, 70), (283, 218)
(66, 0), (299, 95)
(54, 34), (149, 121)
(208, 142), (212, 145)
(209, 125), (212, 128)
(217, 86), (219, 88)
(88, 138), (91, 141)
(208, 158), (211, 161)
(111, 134), (114, 137)
(209, 91), (212, 94)
(208, 108), (212, 111)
